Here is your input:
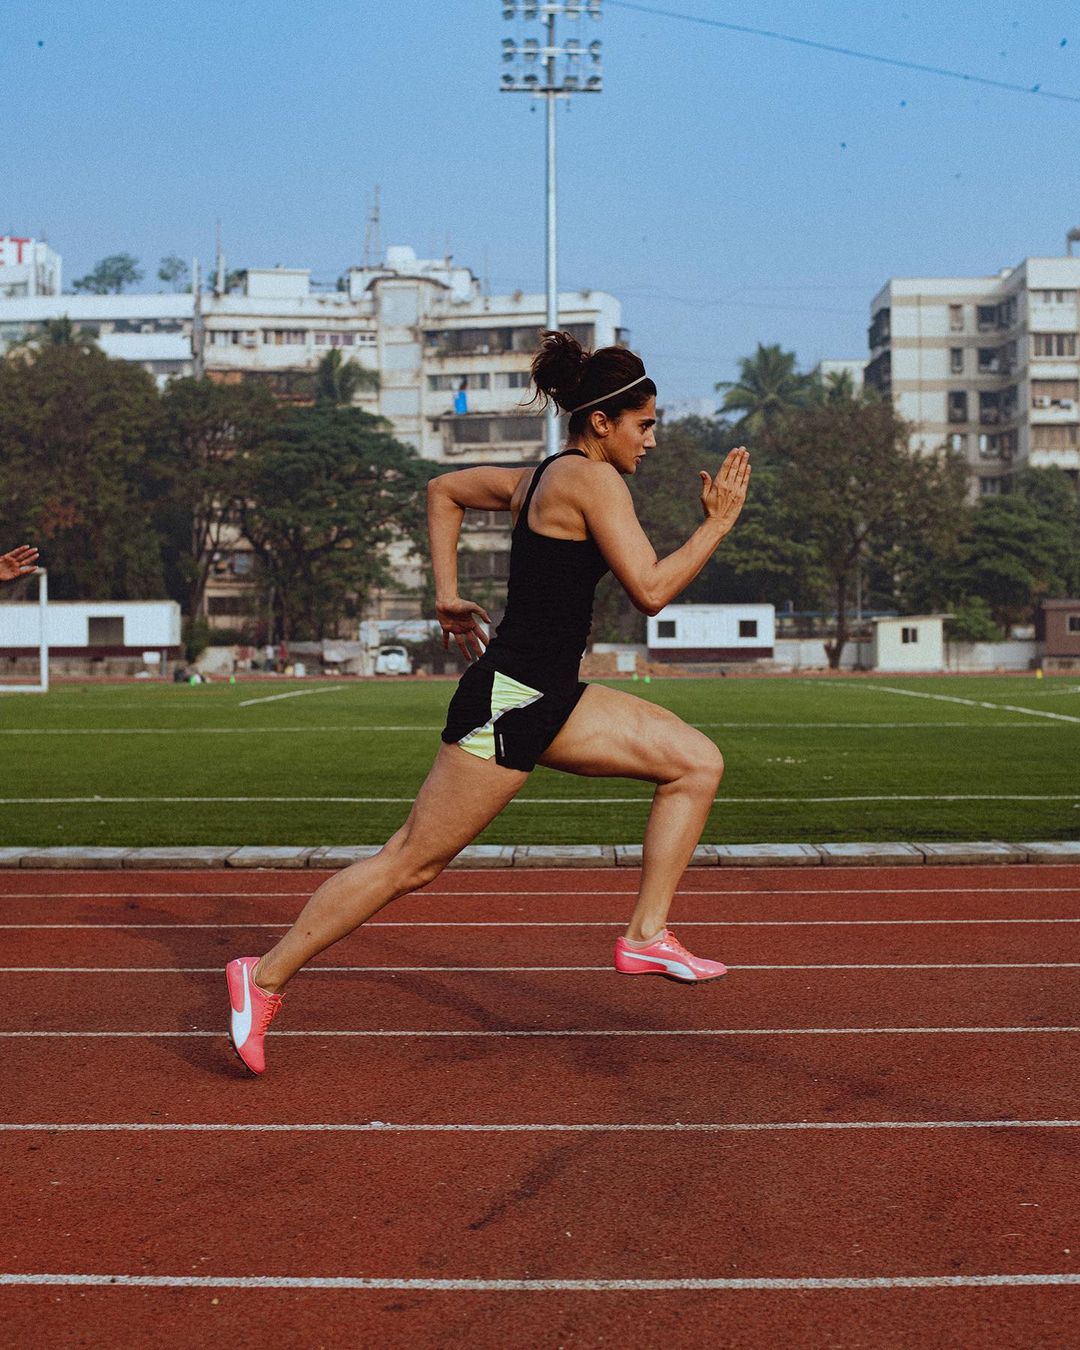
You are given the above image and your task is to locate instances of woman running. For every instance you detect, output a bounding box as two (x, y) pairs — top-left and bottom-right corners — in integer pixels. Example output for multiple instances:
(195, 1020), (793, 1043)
(227, 332), (750, 1074)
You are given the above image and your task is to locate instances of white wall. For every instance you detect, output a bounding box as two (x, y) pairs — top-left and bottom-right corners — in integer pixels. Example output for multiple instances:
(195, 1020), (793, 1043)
(0, 601), (180, 647)
(648, 604), (775, 650)
(873, 619), (946, 671)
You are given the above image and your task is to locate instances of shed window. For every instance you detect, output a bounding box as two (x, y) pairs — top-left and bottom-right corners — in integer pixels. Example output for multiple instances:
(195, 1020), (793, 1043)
(88, 616), (124, 645)
(657, 620), (676, 638)
(901, 626), (919, 645)
(738, 619), (758, 638)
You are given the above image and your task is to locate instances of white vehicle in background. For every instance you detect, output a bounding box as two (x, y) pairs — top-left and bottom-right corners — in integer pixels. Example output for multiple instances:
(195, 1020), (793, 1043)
(374, 644), (412, 676)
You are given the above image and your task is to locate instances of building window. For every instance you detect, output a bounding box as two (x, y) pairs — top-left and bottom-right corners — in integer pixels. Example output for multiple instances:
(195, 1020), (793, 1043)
(263, 329), (306, 345)
(449, 415), (544, 445)
(901, 626), (918, 645)
(977, 348), (1000, 374)
(947, 390), (968, 423)
(1033, 333), (1078, 358)
(494, 370), (531, 389)
(949, 304), (964, 332)
(313, 331), (356, 347)
(949, 432), (966, 453)
(657, 620), (676, 638)
(738, 619), (758, 638)
(979, 477), (1003, 495)
(976, 305), (998, 332)
(88, 616), (124, 645)
(1068, 616), (1080, 633)
(950, 347), (963, 374)
(207, 596), (250, 616)
(428, 373), (491, 391)
(459, 549), (511, 580)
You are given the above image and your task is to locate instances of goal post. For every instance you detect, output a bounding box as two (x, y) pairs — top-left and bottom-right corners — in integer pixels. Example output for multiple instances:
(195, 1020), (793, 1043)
(0, 568), (49, 693)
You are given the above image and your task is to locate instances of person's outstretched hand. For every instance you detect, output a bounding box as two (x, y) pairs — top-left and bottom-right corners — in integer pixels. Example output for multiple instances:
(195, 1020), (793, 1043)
(699, 447), (750, 531)
(0, 545), (39, 583)
(437, 596), (491, 663)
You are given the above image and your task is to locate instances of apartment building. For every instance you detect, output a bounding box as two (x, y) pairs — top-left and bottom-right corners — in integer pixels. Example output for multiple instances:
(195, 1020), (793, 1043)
(865, 255), (1080, 494)
(0, 241), (623, 627)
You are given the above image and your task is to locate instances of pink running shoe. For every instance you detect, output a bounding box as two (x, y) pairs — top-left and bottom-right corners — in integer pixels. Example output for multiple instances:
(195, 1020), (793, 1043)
(614, 929), (727, 982)
(226, 956), (283, 1075)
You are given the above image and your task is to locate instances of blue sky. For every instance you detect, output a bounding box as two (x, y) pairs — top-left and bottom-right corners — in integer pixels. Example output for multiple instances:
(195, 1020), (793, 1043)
(3, 1), (1078, 403)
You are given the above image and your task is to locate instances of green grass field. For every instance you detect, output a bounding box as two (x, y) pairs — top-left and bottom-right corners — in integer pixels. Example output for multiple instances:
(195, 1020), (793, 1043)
(0, 674), (1076, 847)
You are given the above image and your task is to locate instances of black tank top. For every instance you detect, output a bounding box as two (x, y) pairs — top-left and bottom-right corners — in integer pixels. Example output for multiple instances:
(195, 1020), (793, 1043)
(481, 449), (610, 688)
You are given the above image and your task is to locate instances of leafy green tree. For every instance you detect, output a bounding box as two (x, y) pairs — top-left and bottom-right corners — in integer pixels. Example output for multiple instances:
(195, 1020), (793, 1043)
(71, 253), (143, 294)
(1014, 466), (1080, 595)
(0, 345), (165, 598)
(157, 254), (189, 291)
(314, 347), (380, 406)
(238, 406), (436, 641)
(157, 377), (280, 618)
(946, 596), (1002, 642)
(770, 399), (967, 667)
(716, 343), (816, 446)
(955, 494), (1070, 629)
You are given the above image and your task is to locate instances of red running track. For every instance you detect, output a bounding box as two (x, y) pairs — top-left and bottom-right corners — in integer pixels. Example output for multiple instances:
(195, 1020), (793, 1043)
(3, 864), (1080, 1348)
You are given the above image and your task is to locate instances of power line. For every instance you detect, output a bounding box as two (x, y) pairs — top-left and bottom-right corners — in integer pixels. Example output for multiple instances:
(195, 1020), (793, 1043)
(605, 1), (1080, 105)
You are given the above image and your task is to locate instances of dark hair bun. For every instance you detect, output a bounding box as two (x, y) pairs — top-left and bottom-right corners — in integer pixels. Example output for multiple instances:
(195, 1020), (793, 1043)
(529, 330), (591, 412)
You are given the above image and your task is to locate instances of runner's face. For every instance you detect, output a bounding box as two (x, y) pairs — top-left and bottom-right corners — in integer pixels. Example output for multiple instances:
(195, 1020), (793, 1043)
(604, 397), (657, 475)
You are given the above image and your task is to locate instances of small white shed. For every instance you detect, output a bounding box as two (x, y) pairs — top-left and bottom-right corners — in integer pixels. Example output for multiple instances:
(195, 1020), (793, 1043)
(871, 614), (950, 672)
(647, 604), (775, 663)
(0, 600), (182, 656)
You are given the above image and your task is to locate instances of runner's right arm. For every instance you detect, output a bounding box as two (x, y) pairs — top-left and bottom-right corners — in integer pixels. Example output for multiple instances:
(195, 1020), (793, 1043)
(426, 468), (528, 661)
(583, 448), (750, 616)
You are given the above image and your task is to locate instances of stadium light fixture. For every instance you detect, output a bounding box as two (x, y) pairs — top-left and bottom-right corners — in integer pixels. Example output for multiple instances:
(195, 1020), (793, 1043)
(498, 0), (605, 456)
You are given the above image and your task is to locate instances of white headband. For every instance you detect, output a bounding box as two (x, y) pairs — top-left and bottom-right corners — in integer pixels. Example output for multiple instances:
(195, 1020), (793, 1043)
(570, 374), (649, 414)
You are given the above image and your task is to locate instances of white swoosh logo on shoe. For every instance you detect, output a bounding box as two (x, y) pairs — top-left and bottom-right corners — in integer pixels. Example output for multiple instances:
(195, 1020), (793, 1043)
(232, 963), (253, 1046)
(620, 950), (697, 980)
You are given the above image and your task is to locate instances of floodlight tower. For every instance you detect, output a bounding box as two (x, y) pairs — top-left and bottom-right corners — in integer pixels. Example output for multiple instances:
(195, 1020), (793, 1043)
(500, 1), (603, 456)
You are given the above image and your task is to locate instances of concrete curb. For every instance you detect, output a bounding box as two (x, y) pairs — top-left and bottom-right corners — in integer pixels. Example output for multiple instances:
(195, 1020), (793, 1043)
(0, 842), (1077, 870)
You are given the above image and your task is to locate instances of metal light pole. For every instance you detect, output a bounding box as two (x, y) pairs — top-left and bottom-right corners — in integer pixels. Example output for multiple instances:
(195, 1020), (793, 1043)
(500, 2), (603, 456)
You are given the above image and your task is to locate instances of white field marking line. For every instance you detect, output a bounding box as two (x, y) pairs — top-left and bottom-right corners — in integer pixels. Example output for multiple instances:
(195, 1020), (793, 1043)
(8, 917), (1080, 931)
(4, 1027), (1080, 1039)
(236, 686), (346, 708)
(3, 793), (1080, 805)
(7, 962), (1080, 973)
(834, 681), (1080, 726)
(3, 1273), (1080, 1292)
(4, 1119), (1080, 1135)
(0, 721), (1064, 735)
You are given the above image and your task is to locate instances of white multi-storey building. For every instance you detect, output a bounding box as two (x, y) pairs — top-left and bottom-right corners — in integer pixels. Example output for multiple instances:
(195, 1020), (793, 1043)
(0, 242), (624, 625)
(0, 236), (62, 298)
(866, 254), (1080, 494)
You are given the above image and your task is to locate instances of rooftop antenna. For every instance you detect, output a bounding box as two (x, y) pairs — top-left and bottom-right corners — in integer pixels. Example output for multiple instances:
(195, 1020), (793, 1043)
(1068, 227), (1080, 257)
(215, 219), (225, 294)
(363, 186), (382, 268)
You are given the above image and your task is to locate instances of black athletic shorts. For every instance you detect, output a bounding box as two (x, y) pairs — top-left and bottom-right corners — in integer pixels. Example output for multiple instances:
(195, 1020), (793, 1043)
(441, 661), (587, 772)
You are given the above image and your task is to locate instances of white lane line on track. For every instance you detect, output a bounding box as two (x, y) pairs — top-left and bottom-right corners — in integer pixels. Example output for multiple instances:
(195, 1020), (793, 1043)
(6, 963), (1080, 973)
(3, 1273), (1080, 1291)
(3, 793), (1079, 805)
(6, 917), (1080, 930)
(2, 885), (1079, 899)
(3, 1119), (1080, 1134)
(829, 681), (1080, 726)
(3, 1027), (1080, 1038)
(236, 686), (346, 707)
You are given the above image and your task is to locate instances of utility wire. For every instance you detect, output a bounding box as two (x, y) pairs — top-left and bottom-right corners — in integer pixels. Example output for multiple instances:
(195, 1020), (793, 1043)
(605, 0), (1080, 105)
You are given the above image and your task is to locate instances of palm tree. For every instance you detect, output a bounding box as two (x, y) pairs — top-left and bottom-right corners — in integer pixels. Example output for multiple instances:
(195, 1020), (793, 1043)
(314, 348), (380, 406)
(715, 343), (815, 439)
(5, 314), (99, 361)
